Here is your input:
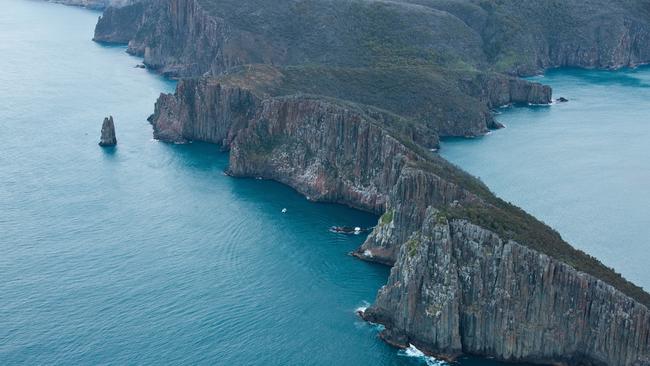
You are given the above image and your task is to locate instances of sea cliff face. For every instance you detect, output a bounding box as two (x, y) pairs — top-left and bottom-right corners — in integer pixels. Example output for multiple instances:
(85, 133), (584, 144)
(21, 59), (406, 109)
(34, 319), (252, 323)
(149, 67), (551, 141)
(149, 78), (258, 145)
(227, 97), (423, 214)
(363, 210), (650, 366)
(93, 0), (650, 77)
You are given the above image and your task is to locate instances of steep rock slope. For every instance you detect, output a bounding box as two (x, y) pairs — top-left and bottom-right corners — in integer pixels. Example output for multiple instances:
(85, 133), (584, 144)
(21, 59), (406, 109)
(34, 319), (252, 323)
(415, 0), (650, 74)
(148, 82), (650, 365)
(94, 0), (650, 76)
(227, 96), (439, 214)
(149, 78), (259, 144)
(364, 210), (650, 366)
(94, 0), (486, 77)
(149, 65), (551, 140)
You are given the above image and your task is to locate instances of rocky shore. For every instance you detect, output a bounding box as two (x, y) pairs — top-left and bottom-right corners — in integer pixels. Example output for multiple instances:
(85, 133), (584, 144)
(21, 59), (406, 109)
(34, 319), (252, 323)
(92, 0), (650, 364)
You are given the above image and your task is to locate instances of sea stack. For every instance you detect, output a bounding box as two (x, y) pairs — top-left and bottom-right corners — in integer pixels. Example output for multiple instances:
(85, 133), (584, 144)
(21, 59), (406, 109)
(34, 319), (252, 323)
(99, 116), (117, 146)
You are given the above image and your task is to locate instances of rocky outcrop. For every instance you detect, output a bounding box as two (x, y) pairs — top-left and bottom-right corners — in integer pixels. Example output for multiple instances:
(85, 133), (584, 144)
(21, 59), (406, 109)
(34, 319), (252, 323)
(149, 78), (259, 145)
(149, 67), (551, 141)
(93, 2), (144, 43)
(228, 96), (436, 214)
(363, 208), (650, 366)
(99, 116), (117, 146)
(463, 74), (553, 107)
(356, 167), (483, 264)
(221, 94), (650, 365)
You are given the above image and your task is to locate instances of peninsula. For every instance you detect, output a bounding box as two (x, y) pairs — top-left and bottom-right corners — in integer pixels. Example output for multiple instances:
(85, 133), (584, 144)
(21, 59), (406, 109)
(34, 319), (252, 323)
(92, 1), (650, 364)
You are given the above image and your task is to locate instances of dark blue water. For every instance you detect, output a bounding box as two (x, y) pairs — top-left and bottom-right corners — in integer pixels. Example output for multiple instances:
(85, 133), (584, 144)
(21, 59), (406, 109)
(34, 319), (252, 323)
(442, 68), (650, 291)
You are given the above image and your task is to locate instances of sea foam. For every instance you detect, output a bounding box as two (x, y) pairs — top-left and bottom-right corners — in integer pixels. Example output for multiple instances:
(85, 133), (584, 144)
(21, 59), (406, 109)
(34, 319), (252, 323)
(398, 344), (447, 366)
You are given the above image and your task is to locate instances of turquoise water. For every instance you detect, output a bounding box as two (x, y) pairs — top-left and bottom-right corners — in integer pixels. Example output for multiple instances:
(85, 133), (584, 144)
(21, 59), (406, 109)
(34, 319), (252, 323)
(442, 68), (650, 291)
(1, 1), (520, 365)
(2, 1), (628, 365)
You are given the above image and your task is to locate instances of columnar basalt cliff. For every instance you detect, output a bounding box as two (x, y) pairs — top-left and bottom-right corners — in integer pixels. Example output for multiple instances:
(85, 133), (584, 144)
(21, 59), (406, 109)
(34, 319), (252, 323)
(148, 81), (650, 365)
(95, 0), (650, 364)
(148, 66), (551, 140)
(149, 78), (259, 145)
(228, 96), (438, 214)
(363, 210), (650, 366)
(94, 0), (650, 77)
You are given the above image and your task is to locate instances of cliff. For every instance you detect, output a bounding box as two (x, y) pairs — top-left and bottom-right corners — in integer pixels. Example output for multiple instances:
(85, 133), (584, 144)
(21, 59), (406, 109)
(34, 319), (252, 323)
(228, 96), (433, 214)
(94, 0), (650, 77)
(149, 65), (551, 140)
(96, 0), (650, 364)
(149, 78), (259, 145)
(363, 210), (650, 366)
(148, 81), (650, 364)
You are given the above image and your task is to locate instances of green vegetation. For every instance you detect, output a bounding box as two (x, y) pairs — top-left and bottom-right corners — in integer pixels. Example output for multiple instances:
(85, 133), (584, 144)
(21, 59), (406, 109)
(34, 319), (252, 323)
(435, 212), (448, 225)
(217, 64), (492, 138)
(380, 209), (395, 225)
(407, 237), (420, 258)
(437, 198), (650, 307)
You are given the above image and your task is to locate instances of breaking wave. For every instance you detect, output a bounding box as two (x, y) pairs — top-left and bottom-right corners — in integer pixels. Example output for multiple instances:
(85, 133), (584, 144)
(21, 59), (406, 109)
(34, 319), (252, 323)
(397, 344), (448, 366)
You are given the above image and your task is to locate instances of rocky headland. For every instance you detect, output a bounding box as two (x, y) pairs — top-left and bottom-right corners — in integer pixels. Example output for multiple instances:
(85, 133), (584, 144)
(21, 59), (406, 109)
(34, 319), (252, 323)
(92, 0), (650, 364)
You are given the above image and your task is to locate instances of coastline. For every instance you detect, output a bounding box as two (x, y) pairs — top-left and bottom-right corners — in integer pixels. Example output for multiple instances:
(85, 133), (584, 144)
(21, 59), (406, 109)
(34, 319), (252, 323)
(38, 0), (650, 364)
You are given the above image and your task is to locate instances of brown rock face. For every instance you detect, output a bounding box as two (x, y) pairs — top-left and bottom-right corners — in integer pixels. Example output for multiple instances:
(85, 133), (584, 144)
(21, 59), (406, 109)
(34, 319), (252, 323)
(99, 116), (117, 146)
(228, 96), (428, 214)
(363, 209), (650, 366)
(149, 78), (258, 145)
